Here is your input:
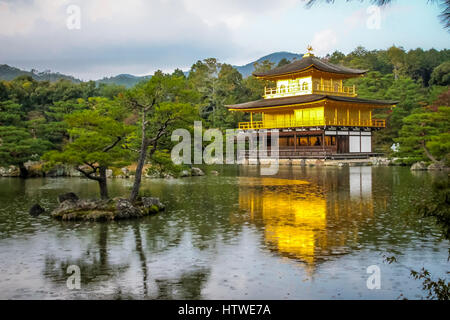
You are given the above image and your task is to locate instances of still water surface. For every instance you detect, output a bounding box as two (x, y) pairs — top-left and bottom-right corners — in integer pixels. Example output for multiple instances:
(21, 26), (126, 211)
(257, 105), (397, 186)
(0, 166), (448, 299)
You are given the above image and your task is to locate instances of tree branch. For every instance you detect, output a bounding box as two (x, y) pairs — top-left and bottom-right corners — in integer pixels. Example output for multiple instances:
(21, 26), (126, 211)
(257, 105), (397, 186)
(76, 166), (102, 181)
(143, 97), (157, 112)
(122, 144), (140, 153)
(421, 140), (438, 163)
(148, 116), (179, 144)
(103, 136), (122, 153)
(128, 96), (157, 113)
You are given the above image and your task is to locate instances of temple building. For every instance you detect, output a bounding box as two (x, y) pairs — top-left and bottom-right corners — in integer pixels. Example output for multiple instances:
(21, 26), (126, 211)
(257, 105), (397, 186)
(227, 47), (397, 158)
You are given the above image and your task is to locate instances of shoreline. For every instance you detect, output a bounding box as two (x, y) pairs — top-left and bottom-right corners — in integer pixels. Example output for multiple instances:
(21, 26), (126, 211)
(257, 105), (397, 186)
(1, 157), (449, 178)
(1, 158), (447, 179)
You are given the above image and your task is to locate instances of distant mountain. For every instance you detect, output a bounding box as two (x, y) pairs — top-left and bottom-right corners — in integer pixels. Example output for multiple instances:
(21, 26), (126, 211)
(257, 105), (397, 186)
(0, 64), (80, 82)
(0, 64), (150, 87)
(233, 51), (303, 77)
(0, 51), (304, 87)
(96, 74), (152, 88)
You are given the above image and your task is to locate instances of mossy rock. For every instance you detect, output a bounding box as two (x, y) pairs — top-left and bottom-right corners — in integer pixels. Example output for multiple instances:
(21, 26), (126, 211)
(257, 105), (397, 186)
(54, 209), (116, 221)
(146, 205), (160, 215)
(51, 196), (165, 221)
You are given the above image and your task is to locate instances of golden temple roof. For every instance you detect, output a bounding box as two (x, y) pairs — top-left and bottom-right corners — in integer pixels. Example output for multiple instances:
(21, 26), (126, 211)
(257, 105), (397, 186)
(253, 55), (367, 79)
(227, 94), (398, 110)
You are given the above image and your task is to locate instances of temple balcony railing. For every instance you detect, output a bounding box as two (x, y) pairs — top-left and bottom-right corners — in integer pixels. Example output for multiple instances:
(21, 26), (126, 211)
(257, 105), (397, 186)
(312, 81), (357, 97)
(237, 118), (385, 130)
(264, 81), (357, 99)
(264, 85), (310, 99)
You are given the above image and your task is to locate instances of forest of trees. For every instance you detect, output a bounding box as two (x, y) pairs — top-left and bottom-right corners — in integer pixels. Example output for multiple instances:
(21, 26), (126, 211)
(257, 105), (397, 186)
(326, 46), (450, 163)
(0, 45), (449, 194)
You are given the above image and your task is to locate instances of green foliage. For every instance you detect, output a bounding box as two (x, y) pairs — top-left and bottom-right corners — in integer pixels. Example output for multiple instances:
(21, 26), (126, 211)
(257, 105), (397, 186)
(277, 58), (291, 67)
(43, 99), (133, 174)
(123, 71), (199, 153)
(240, 59), (275, 109)
(410, 268), (450, 300)
(147, 150), (187, 177)
(0, 126), (52, 169)
(0, 46), (448, 174)
(122, 71), (200, 201)
(395, 106), (450, 162)
(41, 99), (88, 146)
(0, 75), (128, 170)
(327, 50), (346, 64)
(42, 99), (133, 198)
(0, 100), (23, 126)
(96, 83), (126, 99)
(253, 59), (275, 73)
(0, 99), (53, 173)
(430, 61), (450, 86)
(328, 46), (449, 86)
(188, 58), (228, 127)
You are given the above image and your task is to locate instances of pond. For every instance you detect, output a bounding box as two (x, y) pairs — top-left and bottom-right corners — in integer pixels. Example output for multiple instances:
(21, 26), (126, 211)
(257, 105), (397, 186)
(0, 166), (448, 299)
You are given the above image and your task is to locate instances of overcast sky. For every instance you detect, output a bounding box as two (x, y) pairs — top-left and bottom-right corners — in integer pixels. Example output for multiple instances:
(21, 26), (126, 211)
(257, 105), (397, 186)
(0, 0), (449, 80)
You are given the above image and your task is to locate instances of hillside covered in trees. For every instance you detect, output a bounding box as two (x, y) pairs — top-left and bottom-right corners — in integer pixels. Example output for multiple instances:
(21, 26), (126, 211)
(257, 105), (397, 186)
(0, 51), (303, 87)
(0, 45), (449, 178)
(0, 64), (81, 83)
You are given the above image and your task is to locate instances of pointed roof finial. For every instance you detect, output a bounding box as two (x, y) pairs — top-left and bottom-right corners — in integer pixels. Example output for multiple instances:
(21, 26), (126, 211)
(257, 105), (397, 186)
(303, 45), (314, 58)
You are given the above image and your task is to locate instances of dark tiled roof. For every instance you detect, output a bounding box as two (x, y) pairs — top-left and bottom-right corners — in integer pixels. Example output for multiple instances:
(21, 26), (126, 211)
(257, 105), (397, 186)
(227, 94), (397, 110)
(253, 56), (367, 78)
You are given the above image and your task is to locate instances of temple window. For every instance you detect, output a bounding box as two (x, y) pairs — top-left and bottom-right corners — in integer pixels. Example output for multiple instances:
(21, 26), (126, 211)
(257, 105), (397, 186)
(324, 136), (336, 146)
(298, 137), (308, 146)
(310, 136), (322, 146)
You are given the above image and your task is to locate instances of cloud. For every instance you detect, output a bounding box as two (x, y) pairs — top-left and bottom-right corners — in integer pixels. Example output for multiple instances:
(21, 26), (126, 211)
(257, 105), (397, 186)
(182, 0), (298, 28)
(0, 0), (239, 79)
(0, 0), (446, 79)
(310, 29), (338, 56)
(0, 0), (301, 79)
(0, 0), (69, 36)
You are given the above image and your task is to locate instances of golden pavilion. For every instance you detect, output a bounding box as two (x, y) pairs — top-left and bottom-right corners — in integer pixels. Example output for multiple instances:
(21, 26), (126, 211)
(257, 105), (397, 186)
(227, 47), (397, 158)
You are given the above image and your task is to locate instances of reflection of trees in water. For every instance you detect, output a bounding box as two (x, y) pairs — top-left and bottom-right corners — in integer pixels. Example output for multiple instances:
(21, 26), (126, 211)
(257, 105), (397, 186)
(360, 168), (448, 245)
(132, 222), (149, 296)
(0, 179), (52, 238)
(42, 220), (211, 299)
(154, 268), (210, 299)
(140, 177), (243, 253)
(43, 223), (129, 292)
(133, 221), (211, 299)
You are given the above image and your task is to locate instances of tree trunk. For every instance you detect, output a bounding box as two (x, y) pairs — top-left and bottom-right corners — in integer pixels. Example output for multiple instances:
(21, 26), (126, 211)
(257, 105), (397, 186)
(129, 112), (149, 203)
(98, 166), (109, 200)
(19, 163), (28, 179)
(422, 141), (438, 163)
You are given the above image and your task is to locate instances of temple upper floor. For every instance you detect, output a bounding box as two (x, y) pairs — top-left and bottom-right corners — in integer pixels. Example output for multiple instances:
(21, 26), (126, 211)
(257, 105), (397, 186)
(264, 76), (357, 99)
(254, 48), (366, 99)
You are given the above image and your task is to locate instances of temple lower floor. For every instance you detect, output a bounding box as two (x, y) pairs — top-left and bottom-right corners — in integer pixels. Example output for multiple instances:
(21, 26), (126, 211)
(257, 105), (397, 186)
(247, 128), (379, 159)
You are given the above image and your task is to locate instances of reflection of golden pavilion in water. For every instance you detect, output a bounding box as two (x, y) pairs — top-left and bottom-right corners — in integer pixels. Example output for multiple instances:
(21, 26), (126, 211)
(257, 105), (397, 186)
(239, 167), (373, 273)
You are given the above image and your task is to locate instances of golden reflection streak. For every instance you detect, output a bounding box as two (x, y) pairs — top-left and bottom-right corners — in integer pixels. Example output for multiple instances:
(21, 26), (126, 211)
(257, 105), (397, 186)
(238, 176), (373, 274)
(238, 177), (326, 266)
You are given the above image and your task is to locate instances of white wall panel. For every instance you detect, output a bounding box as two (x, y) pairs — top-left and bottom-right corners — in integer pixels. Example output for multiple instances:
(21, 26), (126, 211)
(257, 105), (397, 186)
(361, 136), (372, 153)
(349, 136), (361, 153)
